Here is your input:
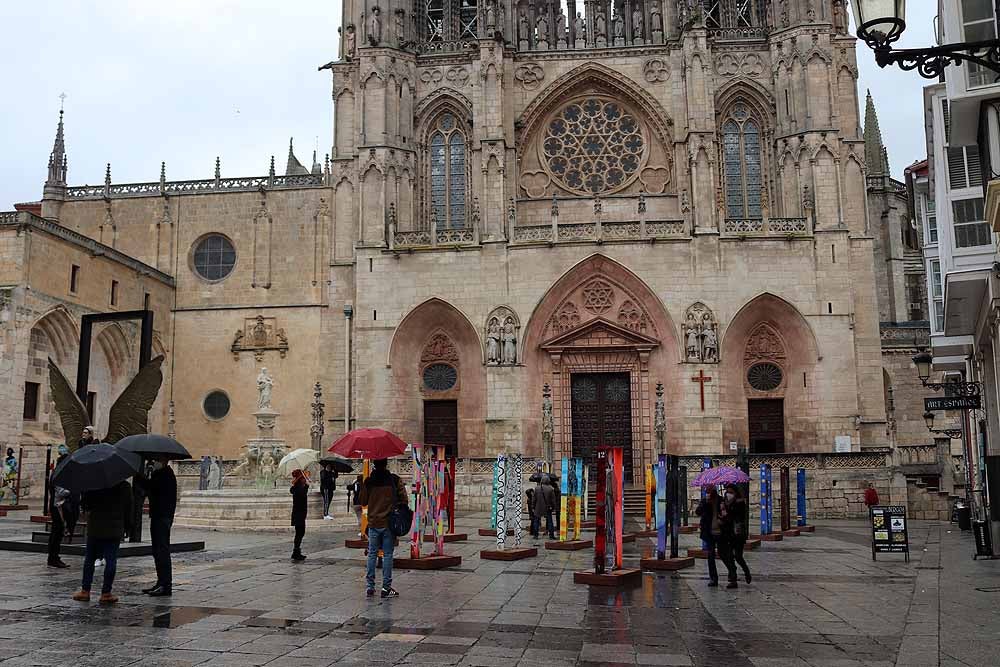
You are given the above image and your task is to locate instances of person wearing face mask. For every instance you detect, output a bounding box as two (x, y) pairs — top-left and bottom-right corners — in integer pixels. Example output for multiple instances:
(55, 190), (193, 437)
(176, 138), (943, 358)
(719, 483), (751, 589)
(136, 455), (177, 596)
(695, 486), (723, 586)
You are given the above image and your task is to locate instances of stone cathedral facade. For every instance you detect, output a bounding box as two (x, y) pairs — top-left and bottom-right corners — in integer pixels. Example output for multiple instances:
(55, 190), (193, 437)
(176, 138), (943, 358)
(2, 0), (888, 484)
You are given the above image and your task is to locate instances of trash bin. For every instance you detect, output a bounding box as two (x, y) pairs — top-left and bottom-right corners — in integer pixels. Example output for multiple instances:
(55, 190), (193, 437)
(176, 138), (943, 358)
(957, 505), (972, 531)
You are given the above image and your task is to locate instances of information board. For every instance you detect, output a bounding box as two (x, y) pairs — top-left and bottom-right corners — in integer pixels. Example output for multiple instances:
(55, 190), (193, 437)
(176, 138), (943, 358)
(925, 395), (980, 411)
(870, 505), (909, 562)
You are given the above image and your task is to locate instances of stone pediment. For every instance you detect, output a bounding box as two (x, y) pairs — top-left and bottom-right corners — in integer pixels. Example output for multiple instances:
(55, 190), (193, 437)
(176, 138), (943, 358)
(541, 317), (659, 351)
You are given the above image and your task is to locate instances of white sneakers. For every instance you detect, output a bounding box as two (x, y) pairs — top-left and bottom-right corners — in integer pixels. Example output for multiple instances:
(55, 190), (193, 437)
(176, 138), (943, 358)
(323, 515), (333, 520)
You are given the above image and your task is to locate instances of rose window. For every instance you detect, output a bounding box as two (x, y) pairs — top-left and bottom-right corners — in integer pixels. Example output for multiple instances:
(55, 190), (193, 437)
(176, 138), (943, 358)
(747, 362), (783, 392)
(541, 96), (647, 195)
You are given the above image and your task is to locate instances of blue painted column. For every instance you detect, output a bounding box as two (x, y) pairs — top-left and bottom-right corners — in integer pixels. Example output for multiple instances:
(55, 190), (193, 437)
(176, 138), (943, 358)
(797, 468), (807, 527)
(760, 463), (773, 536)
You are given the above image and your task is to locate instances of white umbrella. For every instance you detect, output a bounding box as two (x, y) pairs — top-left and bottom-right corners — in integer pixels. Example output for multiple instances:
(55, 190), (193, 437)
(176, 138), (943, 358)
(276, 448), (320, 478)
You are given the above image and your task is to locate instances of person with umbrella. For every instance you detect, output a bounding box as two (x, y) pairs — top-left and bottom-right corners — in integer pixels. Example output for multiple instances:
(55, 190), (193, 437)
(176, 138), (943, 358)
(135, 455), (177, 596)
(719, 483), (751, 588)
(290, 469), (309, 561)
(695, 485), (722, 587)
(321, 463), (336, 520)
(358, 458), (408, 598)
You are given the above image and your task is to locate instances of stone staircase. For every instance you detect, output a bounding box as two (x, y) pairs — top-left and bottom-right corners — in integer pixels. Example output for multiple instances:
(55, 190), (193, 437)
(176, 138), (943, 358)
(905, 477), (960, 521)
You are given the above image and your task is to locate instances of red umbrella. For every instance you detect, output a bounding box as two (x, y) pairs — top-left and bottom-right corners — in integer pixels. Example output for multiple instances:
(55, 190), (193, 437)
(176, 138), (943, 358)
(329, 428), (408, 460)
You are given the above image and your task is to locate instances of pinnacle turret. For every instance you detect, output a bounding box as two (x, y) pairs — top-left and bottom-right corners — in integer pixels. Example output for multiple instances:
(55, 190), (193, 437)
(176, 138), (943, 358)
(863, 90), (890, 176)
(285, 138), (309, 176)
(45, 109), (68, 187)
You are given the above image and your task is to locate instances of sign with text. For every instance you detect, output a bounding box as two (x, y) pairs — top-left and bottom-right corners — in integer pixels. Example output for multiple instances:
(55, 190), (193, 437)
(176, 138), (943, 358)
(925, 395), (980, 411)
(871, 506), (909, 562)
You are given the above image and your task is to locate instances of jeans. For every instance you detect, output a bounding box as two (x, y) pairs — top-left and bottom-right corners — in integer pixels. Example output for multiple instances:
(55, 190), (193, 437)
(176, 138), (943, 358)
(293, 521), (305, 555)
(81, 537), (120, 594)
(150, 516), (172, 588)
(366, 527), (394, 591)
(322, 488), (333, 516)
(704, 533), (720, 583)
(530, 514), (554, 538)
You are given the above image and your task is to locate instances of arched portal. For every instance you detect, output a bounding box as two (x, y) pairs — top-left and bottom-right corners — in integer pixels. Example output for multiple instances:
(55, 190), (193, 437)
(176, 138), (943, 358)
(522, 255), (679, 481)
(719, 294), (821, 452)
(387, 298), (485, 456)
(23, 308), (79, 438)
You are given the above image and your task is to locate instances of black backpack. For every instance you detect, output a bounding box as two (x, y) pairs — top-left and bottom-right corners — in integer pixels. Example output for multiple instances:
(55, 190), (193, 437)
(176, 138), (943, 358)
(387, 474), (414, 537)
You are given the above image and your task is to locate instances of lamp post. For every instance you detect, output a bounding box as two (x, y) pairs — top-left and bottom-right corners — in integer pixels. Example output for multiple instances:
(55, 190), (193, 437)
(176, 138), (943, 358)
(912, 350), (982, 515)
(852, 0), (1000, 79)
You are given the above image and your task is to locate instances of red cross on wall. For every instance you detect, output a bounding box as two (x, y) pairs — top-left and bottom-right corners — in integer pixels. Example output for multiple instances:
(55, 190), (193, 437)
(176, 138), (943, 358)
(691, 369), (713, 411)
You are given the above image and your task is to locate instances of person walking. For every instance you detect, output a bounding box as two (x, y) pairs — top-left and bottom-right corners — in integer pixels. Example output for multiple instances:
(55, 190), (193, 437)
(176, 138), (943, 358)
(73, 480), (132, 604)
(695, 486), (722, 587)
(863, 482), (880, 508)
(719, 483), (751, 589)
(290, 469), (309, 561)
(137, 456), (177, 596)
(348, 474), (364, 537)
(321, 463), (336, 520)
(47, 445), (77, 569)
(531, 475), (556, 540)
(358, 458), (408, 599)
(549, 475), (561, 534)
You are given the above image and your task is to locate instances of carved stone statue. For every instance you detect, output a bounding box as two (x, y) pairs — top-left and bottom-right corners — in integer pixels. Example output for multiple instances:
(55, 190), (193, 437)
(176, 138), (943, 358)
(632, 6), (643, 38)
(702, 324), (719, 363)
(259, 450), (276, 484)
(651, 0), (663, 33)
(654, 383), (666, 434)
(595, 12), (607, 38)
(556, 8), (567, 41)
(502, 318), (517, 365)
(574, 12), (586, 40)
(394, 9), (405, 45)
(519, 10), (530, 42)
(231, 450), (253, 478)
(207, 457), (223, 490)
(252, 316), (268, 346)
(257, 367), (274, 410)
(832, 0), (847, 35)
(486, 317), (502, 364)
(486, 1), (496, 32)
(368, 7), (382, 46)
(686, 318), (701, 362)
(344, 24), (356, 59)
(537, 14), (548, 40)
(542, 385), (554, 435)
(613, 12), (624, 39)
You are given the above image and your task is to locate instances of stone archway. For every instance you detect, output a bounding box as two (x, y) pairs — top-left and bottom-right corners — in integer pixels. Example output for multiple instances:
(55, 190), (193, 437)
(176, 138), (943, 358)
(523, 255), (678, 481)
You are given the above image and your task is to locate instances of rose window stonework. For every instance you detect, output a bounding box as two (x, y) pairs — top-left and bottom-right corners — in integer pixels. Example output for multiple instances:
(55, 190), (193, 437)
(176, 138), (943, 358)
(541, 96), (647, 195)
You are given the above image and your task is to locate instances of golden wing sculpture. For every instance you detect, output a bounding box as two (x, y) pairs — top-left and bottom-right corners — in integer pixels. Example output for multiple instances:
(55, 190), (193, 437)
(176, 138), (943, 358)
(105, 355), (165, 445)
(48, 358), (90, 453)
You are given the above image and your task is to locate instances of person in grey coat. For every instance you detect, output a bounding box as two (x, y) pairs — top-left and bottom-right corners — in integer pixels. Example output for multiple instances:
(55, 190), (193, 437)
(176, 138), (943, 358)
(530, 475), (556, 540)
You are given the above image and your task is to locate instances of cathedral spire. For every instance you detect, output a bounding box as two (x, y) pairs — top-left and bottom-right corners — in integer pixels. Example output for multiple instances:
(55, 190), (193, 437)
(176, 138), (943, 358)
(311, 149), (322, 175)
(863, 90), (889, 176)
(45, 108), (68, 188)
(285, 137), (308, 176)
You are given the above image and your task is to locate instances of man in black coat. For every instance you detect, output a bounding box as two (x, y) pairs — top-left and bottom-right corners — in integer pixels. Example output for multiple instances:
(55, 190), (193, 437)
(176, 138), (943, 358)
(137, 456), (176, 596)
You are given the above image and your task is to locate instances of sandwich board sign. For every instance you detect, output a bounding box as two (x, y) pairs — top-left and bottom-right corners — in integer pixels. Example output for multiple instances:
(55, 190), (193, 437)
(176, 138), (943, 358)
(870, 506), (909, 562)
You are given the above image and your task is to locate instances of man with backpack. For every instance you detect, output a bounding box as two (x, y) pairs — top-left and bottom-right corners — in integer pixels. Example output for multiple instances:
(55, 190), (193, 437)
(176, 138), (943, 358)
(358, 458), (409, 599)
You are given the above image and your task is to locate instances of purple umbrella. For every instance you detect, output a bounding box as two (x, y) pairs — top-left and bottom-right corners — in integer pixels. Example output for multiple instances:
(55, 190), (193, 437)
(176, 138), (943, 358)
(689, 466), (751, 487)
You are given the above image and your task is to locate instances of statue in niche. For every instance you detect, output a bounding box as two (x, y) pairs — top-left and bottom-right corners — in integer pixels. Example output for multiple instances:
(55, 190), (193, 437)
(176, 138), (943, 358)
(556, 8), (567, 41)
(632, 6), (643, 38)
(502, 318), (518, 365)
(368, 6), (382, 46)
(519, 10), (530, 42)
(595, 11), (607, 39)
(651, 1), (663, 33)
(344, 24), (356, 59)
(257, 367), (274, 410)
(685, 319), (701, 362)
(542, 386), (553, 435)
(832, 0), (848, 35)
(684, 302), (719, 363)
(702, 324), (719, 363)
(486, 317), (502, 365)
(613, 12), (624, 39)
(537, 13), (549, 40)
(252, 317), (268, 346)
(394, 9), (405, 45)
(486, 0), (497, 32)
(574, 12), (586, 40)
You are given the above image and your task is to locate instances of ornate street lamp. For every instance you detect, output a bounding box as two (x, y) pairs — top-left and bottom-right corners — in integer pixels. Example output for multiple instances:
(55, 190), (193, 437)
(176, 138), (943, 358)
(911, 349), (983, 397)
(853, 0), (1000, 79)
(923, 411), (964, 439)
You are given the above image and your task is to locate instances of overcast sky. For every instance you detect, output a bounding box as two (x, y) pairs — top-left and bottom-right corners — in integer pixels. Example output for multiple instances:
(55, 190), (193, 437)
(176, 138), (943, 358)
(0, 2), (938, 209)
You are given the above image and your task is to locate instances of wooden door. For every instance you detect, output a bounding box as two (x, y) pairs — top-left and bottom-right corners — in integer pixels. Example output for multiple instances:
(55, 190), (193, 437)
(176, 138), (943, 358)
(748, 398), (784, 453)
(570, 373), (633, 481)
(423, 400), (458, 458)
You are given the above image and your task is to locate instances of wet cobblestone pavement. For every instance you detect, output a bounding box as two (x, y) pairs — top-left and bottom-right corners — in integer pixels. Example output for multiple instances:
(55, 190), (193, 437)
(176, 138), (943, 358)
(0, 513), (998, 666)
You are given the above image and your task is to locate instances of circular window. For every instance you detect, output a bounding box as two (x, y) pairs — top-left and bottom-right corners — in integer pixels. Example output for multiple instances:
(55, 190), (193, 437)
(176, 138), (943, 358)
(423, 363), (457, 392)
(747, 363), (783, 392)
(203, 391), (231, 420)
(541, 96), (647, 195)
(192, 234), (237, 281)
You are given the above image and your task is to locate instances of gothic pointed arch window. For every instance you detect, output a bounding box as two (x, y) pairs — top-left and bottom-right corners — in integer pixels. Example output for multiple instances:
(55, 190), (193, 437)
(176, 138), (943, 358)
(425, 109), (469, 228)
(722, 100), (763, 220)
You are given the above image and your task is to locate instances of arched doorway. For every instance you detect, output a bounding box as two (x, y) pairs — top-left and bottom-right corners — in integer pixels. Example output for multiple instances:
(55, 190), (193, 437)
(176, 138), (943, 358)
(523, 255), (678, 481)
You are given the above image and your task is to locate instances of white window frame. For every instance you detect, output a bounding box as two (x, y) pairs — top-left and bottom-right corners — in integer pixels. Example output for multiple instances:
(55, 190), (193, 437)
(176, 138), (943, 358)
(952, 197), (992, 248)
(960, 0), (998, 89)
(930, 259), (944, 333)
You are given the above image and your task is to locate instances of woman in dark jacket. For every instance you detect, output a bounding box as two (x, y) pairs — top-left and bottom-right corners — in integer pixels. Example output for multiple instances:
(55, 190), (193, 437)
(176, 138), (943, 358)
(695, 486), (722, 587)
(719, 483), (752, 588)
(290, 469), (309, 561)
(73, 480), (132, 604)
(320, 463), (336, 520)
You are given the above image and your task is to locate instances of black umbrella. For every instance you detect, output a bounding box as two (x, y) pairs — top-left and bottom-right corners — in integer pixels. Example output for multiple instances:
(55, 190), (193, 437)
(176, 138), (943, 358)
(116, 434), (191, 460)
(319, 456), (354, 474)
(530, 472), (560, 483)
(51, 443), (142, 493)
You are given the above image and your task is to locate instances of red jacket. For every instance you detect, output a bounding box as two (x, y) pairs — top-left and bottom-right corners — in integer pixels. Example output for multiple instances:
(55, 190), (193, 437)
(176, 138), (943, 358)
(864, 487), (880, 506)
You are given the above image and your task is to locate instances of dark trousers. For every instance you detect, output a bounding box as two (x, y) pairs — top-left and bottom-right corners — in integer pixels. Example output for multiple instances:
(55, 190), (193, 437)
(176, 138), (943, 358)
(719, 534), (750, 582)
(81, 538), (120, 594)
(530, 514), (554, 538)
(704, 533), (719, 582)
(150, 516), (173, 588)
(322, 488), (333, 516)
(47, 508), (65, 563)
(293, 521), (305, 555)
